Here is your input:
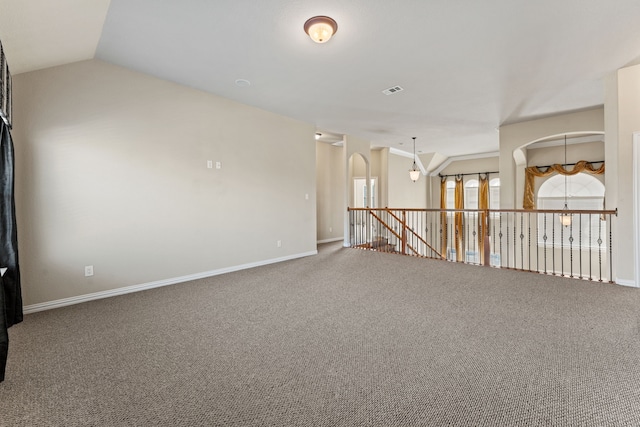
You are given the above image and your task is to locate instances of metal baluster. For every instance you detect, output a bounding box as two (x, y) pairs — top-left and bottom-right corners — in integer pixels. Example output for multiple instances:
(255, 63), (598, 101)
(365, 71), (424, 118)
(472, 211), (475, 264)
(451, 210), (455, 261)
(543, 213), (548, 274)
(349, 210), (353, 246)
(439, 211), (443, 258)
(468, 211), (472, 263)
(569, 214), (574, 278)
(415, 211), (420, 256)
(520, 213), (524, 270)
(579, 214), (583, 279)
(512, 212), (516, 268)
(358, 210), (361, 247)
(560, 211), (563, 276)
(598, 215), (603, 282)
(505, 213), (510, 268)
(609, 214), (613, 283)
(536, 214), (540, 272)
(527, 212), (531, 272)
(552, 212), (556, 275)
(589, 215), (593, 280)
(357, 209), (360, 247)
(499, 213), (503, 268)
(492, 212), (497, 266)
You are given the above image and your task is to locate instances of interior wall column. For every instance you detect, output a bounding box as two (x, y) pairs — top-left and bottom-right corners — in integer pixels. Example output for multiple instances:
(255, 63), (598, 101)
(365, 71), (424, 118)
(612, 64), (640, 286)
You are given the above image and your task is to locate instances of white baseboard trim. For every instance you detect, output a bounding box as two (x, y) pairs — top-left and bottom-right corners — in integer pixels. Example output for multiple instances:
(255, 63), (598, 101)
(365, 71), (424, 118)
(24, 250), (318, 314)
(317, 237), (344, 244)
(615, 278), (638, 288)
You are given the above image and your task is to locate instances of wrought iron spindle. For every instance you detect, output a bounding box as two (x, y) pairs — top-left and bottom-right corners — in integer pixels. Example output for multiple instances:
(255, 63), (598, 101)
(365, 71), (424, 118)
(543, 213), (548, 274)
(608, 214), (613, 283)
(579, 214), (583, 279)
(598, 216), (603, 282)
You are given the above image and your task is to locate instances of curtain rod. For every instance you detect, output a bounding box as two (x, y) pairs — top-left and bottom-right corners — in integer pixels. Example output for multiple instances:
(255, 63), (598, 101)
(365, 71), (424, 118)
(438, 159), (605, 178)
(532, 160), (604, 170)
(438, 171), (499, 178)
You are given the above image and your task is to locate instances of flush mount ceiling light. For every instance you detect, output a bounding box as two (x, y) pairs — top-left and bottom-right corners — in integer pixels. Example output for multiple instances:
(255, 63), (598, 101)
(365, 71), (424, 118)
(409, 137), (420, 182)
(304, 16), (338, 43)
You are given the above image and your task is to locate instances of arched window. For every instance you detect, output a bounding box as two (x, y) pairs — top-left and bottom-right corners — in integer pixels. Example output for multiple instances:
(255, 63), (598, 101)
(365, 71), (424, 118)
(446, 180), (455, 209)
(489, 178), (500, 209)
(537, 173), (604, 208)
(464, 179), (478, 209)
(537, 173), (605, 248)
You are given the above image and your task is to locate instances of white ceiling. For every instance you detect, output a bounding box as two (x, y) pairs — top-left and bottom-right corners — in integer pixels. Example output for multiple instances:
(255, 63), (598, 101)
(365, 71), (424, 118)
(2, 0), (640, 157)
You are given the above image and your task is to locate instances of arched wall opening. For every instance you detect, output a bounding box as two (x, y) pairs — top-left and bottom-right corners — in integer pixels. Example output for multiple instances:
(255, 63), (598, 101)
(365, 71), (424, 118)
(512, 131), (605, 209)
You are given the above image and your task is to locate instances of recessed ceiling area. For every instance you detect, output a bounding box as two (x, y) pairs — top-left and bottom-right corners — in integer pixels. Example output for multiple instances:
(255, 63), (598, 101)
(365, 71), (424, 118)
(1, 0), (640, 157)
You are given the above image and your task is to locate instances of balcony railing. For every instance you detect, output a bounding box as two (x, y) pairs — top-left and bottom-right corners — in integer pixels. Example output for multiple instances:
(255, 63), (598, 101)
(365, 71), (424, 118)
(348, 208), (617, 283)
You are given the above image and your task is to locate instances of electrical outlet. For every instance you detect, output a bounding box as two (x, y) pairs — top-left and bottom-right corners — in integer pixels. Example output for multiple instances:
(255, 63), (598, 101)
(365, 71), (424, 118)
(84, 265), (94, 277)
(329, 227), (332, 233)
(216, 161), (221, 169)
(277, 240), (282, 248)
(207, 160), (213, 169)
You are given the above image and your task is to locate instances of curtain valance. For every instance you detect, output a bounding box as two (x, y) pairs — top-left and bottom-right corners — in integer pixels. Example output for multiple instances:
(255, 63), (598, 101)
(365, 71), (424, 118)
(523, 160), (605, 209)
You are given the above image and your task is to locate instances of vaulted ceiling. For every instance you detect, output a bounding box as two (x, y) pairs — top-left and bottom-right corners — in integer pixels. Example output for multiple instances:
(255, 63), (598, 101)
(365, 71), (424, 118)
(2, 0), (640, 157)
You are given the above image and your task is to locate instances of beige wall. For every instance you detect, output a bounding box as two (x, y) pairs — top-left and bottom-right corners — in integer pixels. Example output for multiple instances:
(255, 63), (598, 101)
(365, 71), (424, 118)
(387, 152), (427, 208)
(13, 59), (317, 306)
(316, 142), (344, 242)
(439, 157), (500, 176)
(614, 64), (640, 284)
(499, 108), (604, 209)
(526, 141), (604, 168)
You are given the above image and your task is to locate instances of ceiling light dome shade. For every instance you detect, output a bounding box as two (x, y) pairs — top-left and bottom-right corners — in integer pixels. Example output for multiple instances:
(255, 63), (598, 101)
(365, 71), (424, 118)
(409, 169), (421, 182)
(304, 16), (338, 43)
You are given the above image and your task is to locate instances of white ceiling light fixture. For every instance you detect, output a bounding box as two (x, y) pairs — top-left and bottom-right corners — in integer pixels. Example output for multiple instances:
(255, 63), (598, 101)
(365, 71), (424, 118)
(315, 132), (321, 140)
(409, 137), (420, 182)
(304, 16), (338, 43)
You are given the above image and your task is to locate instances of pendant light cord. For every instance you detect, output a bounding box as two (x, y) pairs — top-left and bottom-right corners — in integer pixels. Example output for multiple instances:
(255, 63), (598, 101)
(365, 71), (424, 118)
(564, 135), (568, 208)
(412, 137), (417, 169)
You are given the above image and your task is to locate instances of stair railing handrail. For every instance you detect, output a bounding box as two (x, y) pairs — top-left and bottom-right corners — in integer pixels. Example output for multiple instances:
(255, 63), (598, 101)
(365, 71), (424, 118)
(368, 210), (421, 256)
(383, 208), (445, 259)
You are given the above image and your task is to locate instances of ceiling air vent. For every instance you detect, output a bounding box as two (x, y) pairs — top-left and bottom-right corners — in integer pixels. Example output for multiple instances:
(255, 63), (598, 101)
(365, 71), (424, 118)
(382, 85), (404, 95)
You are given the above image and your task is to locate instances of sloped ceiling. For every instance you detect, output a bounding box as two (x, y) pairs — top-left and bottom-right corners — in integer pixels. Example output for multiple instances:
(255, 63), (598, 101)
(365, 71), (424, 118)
(2, 0), (640, 157)
(0, 0), (111, 74)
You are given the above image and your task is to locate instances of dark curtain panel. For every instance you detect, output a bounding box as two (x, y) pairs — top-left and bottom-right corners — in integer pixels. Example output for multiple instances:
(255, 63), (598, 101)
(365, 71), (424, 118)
(0, 120), (22, 382)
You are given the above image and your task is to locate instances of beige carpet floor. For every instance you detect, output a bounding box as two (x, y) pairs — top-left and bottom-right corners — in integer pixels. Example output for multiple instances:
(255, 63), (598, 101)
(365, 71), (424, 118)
(1, 242), (640, 426)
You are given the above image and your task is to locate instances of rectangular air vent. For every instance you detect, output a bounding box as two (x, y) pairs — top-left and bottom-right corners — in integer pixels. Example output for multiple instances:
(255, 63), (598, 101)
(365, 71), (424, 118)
(382, 85), (404, 95)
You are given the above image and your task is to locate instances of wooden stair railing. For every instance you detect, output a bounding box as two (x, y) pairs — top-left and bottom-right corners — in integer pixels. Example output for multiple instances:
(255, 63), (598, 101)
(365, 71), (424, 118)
(384, 209), (445, 259)
(368, 210), (419, 255)
(368, 210), (445, 258)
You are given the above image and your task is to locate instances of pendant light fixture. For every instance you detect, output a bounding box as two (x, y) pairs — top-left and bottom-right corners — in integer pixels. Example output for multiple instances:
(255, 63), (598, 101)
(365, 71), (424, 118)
(409, 137), (420, 182)
(304, 16), (338, 43)
(559, 134), (573, 227)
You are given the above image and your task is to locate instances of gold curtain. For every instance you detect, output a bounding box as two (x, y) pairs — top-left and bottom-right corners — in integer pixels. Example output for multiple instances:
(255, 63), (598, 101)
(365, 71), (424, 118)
(454, 177), (464, 262)
(478, 176), (489, 262)
(523, 160), (605, 209)
(440, 177), (447, 253)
